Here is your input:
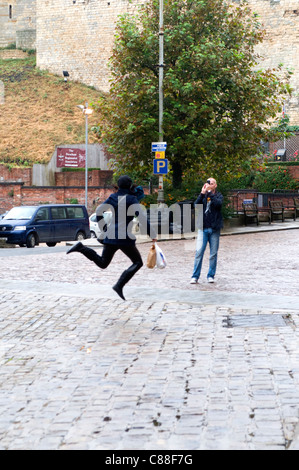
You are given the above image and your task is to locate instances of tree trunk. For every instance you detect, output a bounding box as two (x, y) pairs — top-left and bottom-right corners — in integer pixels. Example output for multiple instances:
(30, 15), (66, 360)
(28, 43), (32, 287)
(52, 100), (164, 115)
(172, 160), (183, 188)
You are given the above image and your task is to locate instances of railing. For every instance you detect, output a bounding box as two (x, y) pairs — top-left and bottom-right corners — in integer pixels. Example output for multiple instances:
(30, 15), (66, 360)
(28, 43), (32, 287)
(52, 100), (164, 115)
(228, 190), (299, 214)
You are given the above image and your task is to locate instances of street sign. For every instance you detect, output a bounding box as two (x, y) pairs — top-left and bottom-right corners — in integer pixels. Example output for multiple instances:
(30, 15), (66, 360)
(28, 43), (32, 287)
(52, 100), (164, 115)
(152, 142), (167, 152)
(155, 151), (165, 159)
(153, 159), (168, 175)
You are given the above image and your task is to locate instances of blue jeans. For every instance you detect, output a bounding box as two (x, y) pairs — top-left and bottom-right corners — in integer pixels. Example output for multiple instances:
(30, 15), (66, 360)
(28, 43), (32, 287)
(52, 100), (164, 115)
(192, 228), (220, 279)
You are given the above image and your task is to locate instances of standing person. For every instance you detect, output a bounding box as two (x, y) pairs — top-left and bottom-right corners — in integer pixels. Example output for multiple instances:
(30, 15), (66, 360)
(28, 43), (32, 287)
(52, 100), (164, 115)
(67, 175), (157, 300)
(190, 177), (223, 284)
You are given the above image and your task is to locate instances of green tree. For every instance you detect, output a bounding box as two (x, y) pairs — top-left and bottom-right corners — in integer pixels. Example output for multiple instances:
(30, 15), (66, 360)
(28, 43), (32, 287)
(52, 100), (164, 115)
(94, 0), (292, 187)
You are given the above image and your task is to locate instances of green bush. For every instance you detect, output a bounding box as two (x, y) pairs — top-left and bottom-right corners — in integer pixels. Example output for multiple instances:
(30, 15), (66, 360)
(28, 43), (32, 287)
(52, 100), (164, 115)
(252, 166), (298, 192)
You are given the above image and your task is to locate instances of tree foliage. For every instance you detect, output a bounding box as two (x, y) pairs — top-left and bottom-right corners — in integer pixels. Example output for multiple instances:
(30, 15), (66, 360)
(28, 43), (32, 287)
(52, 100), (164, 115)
(94, 0), (292, 187)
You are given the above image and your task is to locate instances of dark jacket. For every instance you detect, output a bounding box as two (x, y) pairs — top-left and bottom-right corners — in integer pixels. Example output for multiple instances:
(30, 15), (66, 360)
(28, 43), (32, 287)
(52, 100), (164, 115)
(195, 191), (223, 231)
(96, 188), (156, 245)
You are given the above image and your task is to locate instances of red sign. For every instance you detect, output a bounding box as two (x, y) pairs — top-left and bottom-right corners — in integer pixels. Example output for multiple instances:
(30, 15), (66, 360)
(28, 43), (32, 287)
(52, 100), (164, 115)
(56, 148), (86, 168)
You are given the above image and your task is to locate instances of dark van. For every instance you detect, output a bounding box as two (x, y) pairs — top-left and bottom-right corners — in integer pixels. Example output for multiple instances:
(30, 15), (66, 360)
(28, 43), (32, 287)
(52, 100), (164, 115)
(0, 204), (91, 248)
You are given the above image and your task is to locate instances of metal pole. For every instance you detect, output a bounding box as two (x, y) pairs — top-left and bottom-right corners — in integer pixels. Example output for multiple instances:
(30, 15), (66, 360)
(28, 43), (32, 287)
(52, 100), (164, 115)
(85, 102), (88, 209)
(283, 103), (286, 151)
(158, 0), (164, 204)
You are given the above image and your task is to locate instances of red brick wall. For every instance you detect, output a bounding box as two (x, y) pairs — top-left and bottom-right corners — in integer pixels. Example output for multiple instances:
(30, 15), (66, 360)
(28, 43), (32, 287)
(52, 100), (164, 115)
(0, 165), (113, 188)
(0, 182), (24, 212)
(55, 170), (113, 187)
(0, 165), (32, 185)
(0, 183), (114, 214)
(0, 167), (114, 214)
(289, 166), (299, 181)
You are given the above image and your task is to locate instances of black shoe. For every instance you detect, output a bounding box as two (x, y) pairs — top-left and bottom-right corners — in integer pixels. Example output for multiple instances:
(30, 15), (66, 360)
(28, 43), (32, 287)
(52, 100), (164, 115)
(112, 284), (126, 301)
(66, 242), (83, 255)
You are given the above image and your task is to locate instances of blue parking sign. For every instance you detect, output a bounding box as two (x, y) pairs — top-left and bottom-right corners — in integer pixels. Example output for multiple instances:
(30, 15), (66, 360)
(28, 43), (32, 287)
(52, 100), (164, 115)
(153, 159), (168, 175)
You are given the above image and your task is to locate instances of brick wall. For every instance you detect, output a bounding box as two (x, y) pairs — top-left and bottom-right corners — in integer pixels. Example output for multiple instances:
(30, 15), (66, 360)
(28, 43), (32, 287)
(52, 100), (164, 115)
(0, 166), (114, 213)
(0, 182), (114, 214)
(55, 170), (113, 187)
(289, 166), (299, 181)
(0, 164), (32, 185)
(0, 164), (113, 187)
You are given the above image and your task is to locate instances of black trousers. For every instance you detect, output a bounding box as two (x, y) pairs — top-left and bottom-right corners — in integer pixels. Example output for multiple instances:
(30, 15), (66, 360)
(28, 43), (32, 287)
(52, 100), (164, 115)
(79, 243), (143, 288)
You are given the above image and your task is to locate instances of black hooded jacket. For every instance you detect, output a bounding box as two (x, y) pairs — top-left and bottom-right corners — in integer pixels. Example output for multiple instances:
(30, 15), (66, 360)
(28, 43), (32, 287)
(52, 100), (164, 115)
(96, 188), (156, 245)
(195, 191), (223, 231)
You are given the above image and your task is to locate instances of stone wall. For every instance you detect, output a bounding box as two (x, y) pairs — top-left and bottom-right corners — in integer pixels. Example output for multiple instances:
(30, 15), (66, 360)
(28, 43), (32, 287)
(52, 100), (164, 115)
(35, 0), (299, 124)
(0, 0), (17, 47)
(248, 0), (299, 124)
(36, 0), (142, 92)
(0, 0), (36, 49)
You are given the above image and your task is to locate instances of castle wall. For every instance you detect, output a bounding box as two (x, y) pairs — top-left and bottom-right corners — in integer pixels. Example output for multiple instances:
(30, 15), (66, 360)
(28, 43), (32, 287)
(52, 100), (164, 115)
(35, 0), (299, 124)
(36, 0), (143, 92)
(0, 0), (36, 49)
(248, 0), (299, 124)
(0, 1), (17, 47)
(1, 1), (298, 124)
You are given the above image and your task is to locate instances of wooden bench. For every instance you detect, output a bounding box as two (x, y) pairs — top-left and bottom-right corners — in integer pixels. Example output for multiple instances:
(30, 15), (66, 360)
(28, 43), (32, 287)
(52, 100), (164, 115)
(242, 202), (259, 225)
(269, 200), (296, 222)
(242, 202), (271, 225)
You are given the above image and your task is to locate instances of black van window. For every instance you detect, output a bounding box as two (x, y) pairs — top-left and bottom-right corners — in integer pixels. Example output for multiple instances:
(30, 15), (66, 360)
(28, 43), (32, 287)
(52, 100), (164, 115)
(51, 207), (67, 220)
(67, 207), (84, 219)
(35, 208), (49, 221)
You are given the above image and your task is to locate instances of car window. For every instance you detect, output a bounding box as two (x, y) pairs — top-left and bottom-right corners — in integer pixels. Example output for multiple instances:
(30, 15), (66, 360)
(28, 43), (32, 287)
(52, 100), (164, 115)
(67, 207), (84, 219)
(51, 207), (67, 220)
(35, 208), (49, 221)
(3, 207), (36, 220)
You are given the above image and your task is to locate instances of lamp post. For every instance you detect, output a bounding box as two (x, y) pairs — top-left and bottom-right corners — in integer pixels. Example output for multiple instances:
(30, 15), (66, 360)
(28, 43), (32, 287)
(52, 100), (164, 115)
(158, 0), (165, 204)
(76, 103), (93, 209)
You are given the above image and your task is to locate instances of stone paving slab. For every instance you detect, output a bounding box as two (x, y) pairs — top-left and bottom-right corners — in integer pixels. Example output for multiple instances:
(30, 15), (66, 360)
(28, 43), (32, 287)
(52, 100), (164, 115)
(0, 286), (299, 450)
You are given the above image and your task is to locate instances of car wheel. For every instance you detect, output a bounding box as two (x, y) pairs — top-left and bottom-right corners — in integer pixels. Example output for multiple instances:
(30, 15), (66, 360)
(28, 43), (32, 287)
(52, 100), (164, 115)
(26, 233), (36, 248)
(75, 231), (85, 241)
(46, 242), (57, 247)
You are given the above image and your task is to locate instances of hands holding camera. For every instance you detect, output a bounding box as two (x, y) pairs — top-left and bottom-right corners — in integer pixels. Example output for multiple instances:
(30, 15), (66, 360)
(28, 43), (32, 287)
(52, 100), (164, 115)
(201, 178), (217, 195)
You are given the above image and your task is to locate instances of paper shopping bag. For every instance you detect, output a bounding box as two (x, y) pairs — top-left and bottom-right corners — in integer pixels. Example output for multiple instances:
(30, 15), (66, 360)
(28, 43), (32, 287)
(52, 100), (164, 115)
(146, 244), (156, 269)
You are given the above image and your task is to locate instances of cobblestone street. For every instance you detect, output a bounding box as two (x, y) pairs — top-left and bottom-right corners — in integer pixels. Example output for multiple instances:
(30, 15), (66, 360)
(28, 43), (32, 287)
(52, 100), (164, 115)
(0, 228), (299, 450)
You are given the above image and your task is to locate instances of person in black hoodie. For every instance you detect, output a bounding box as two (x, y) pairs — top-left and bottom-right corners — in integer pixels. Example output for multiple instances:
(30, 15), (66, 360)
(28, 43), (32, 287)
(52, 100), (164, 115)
(67, 175), (157, 300)
(190, 177), (223, 284)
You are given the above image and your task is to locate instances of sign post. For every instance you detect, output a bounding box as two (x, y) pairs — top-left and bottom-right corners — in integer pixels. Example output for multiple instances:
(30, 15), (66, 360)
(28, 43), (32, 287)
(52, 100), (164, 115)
(76, 103), (93, 209)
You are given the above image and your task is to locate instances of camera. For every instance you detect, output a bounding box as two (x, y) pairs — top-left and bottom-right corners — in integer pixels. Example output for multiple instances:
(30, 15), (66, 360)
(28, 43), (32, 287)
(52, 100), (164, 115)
(206, 179), (211, 184)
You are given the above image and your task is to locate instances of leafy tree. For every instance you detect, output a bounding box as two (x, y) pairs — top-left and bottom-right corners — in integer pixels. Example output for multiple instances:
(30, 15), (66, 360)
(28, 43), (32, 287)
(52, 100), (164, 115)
(94, 0), (292, 187)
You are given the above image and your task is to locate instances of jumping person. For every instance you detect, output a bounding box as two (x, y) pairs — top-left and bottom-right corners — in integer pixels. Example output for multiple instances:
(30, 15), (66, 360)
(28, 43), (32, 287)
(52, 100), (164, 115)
(67, 175), (157, 300)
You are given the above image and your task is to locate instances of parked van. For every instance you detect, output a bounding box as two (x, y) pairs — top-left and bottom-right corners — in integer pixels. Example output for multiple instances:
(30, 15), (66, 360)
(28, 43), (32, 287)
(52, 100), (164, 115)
(0, 204), (91, 248)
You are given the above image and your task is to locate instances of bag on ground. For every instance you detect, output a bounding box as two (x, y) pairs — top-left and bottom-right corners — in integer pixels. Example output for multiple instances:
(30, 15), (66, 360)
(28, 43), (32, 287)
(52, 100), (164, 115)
(155, 243), (167, 269)
(146, 244), (156, 269)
